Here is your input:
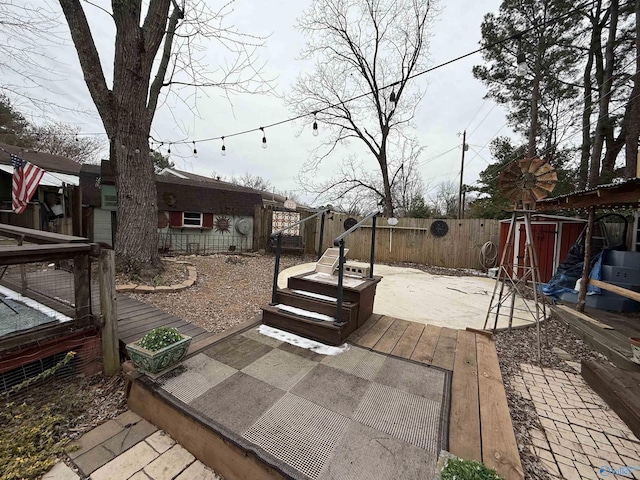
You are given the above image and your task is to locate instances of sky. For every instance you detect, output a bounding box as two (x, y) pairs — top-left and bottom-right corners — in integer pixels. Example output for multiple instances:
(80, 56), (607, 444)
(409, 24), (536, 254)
(8, 0), (514, 205)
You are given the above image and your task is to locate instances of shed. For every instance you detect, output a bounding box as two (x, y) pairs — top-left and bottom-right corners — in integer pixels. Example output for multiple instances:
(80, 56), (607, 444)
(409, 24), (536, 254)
(499, 214), (587, 283)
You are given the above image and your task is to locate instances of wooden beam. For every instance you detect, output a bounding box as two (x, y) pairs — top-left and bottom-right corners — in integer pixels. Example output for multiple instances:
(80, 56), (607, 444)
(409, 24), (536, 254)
(449, 330), (481, 462)
(0, 243), (92, 265)
(589, 279), (640, 303)
(99, 249), (119, 376)
(0, 223), (88, 244)
(476, 335), (524, 480)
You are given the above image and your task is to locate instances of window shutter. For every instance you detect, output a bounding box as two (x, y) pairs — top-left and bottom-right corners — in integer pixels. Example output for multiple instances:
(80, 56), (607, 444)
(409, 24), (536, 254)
(169, 211), (183, 228)
(203, 213), (214, 229)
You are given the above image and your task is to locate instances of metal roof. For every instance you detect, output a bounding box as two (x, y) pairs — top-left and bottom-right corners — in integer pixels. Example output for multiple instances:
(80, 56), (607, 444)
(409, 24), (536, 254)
(536, 178), (640, 211)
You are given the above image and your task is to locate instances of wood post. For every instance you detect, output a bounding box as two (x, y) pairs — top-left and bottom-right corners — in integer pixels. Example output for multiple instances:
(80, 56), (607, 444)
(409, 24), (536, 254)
(72, 186), (83, 237)
(577, 207), (595, 313)
(74, 253), (91, 327)
(99, 248), (119, 376)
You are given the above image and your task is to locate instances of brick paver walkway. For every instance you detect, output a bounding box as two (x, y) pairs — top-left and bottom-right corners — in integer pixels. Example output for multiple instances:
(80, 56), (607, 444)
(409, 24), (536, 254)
(512, 364), (640, 480)
(42, 410), (222, 480)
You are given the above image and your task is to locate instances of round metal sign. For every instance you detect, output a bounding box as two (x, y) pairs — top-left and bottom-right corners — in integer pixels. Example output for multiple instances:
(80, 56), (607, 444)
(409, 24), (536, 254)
(430, 220), (449, 237)
(284, 199), (297, 210)
(344, 217), (358, 231)
(387, 217), (399, 226)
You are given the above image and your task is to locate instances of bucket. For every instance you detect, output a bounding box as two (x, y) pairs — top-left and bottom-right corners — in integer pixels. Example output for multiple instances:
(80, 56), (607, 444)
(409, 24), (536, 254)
(630, 337), (640, 364)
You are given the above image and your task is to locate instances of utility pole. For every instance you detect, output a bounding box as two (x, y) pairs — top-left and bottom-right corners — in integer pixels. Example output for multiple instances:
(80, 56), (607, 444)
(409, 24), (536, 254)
(458, 130), (467, 219)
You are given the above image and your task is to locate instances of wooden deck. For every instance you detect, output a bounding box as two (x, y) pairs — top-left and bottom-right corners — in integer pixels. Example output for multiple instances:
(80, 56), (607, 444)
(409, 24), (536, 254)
(348, 314), (524, 480)
(115, 294), (215, 349)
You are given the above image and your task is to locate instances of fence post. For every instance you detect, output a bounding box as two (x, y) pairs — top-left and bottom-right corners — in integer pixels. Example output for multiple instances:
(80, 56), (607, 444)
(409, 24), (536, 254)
(99, 249), (119, 376)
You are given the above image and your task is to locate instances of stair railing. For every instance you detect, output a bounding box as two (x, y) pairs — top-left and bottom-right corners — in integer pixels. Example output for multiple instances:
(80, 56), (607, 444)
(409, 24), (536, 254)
(332, 210), (380, 325)
(270, 208), (331, 304)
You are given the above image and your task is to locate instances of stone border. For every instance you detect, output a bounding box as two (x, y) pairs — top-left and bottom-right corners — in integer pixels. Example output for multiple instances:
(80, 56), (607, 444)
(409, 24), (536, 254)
(116, 260), (197, 294)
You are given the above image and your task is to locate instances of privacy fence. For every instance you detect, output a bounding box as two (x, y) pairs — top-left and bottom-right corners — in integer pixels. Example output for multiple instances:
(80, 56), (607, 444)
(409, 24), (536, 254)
(314, 214), (501, 270)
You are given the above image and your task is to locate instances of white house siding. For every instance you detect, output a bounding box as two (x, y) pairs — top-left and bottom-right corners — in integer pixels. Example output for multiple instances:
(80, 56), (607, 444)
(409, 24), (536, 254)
(158, 214), (254, 255)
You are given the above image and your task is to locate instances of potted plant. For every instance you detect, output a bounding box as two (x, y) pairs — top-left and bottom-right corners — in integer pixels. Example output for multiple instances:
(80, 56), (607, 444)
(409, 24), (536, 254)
(126, 327), (191, 379)
(630, 337), (640, 364)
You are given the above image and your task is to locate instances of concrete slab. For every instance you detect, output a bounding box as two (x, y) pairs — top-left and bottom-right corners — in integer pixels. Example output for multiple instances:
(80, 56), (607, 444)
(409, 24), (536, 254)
(374, 356), (446, 402)
(72, 445), (114, 476)
(318, 421), (437, 480)
(241, 348), (316, 391)
(279, 263), (536, 329)
(291, 364), (371, 417)
(143, 444), (195, 480)
(42, 461), (80, 480)
(90, 441), (159, 480)
(66, 418), (123, 459)
(202, 335), (273, 370)
(101, 419), (157, 456)
(145, 431), (176, 454)
(175, 461), (223, 480)
(188, 372), (286, 434)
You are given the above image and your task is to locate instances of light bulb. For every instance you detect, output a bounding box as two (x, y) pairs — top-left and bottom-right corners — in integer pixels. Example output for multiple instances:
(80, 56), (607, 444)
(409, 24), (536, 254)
(193, 141), (198, 157)
(221, 137), (226, 156)
(390, 89), (396, 104)
(168, 143), (171, 154)
(312, 120), (319, 136)
(262, 137), (267, 149)
(135, 148), (140, 154)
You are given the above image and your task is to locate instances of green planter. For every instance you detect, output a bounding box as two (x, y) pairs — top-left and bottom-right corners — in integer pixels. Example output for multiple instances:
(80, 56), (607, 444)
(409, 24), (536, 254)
(126, 334), (192, 379)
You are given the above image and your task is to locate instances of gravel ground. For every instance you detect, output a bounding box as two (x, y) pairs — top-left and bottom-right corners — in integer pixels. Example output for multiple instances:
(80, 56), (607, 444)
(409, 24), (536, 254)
(494, 314), (610, 480)
(127, 253), (313, 333)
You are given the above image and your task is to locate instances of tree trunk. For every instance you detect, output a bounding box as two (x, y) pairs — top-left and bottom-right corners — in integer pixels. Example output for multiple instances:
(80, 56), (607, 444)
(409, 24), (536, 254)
(579, 7), (599, 190)
(527, 73), (540, 159)
(379, 150), (393, 216)
(625, 0), (640, 178)
(589, 0), (618, 187)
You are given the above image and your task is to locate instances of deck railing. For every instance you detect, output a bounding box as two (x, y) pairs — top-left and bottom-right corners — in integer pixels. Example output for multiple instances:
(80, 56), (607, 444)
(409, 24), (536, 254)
(333, 211), (379, 325)
(270, 208), (331, 304)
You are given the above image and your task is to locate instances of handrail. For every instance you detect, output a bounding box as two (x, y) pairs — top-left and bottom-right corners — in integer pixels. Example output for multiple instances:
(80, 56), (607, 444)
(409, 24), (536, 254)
(270, 208), (331, 304)
(332, 210), (379, 325)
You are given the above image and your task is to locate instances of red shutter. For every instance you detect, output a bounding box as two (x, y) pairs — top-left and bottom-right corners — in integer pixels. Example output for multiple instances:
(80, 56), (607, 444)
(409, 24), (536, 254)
(169, 211), (183, 228)
(202, 213), (214, 229)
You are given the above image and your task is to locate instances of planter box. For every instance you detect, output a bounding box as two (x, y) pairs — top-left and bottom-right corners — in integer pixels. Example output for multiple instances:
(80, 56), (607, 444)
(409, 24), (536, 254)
(126, 334), (192, 379)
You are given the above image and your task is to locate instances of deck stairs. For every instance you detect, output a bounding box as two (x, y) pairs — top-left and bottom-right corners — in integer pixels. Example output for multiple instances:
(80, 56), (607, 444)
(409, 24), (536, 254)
(261, 249), (381, 345)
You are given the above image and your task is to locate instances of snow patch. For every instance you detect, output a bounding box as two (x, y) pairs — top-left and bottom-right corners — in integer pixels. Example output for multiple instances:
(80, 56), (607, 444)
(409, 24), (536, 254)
(257, 325), (349, 356)
(275, 304), (335, 322)
(291, 289), (337, 302)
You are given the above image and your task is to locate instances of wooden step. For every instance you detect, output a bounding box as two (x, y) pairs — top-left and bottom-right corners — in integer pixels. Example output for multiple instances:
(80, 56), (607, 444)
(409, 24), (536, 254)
(582, 360), (640, 438)
(261, 305), (350, 345)
(275, 289), (358, 325)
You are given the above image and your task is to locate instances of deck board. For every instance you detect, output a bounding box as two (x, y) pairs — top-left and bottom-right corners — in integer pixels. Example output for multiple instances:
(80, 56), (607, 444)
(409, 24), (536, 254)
(357, 315), (394, 349)
(431, 327), (458, 370)
(477, 335), (524, 480)
(449, 330), (481, 462)
(391, 322), (424, 358)
(373, 318), (410, 354)
(410, 324), (442, 365)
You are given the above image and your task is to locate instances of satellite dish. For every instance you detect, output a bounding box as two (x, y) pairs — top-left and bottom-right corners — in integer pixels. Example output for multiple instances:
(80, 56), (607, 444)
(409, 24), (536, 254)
(235, 218), (252, 235)
(430, 220), (449, 237)
(387, 217), (399, 226)
(344, 217), (358, 230)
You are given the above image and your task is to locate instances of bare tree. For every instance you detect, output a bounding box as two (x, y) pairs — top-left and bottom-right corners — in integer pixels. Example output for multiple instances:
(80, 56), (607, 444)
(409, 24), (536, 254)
(31, 122), (104, 164)
(429, 180), (459, 217)
(231, 173), (272, 192)
(290, 0), (436, 216)
(57, 0), (267, 273)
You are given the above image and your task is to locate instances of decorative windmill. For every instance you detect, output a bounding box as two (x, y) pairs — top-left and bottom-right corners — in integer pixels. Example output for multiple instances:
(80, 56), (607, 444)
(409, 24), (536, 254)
(484, 158), (558, 361)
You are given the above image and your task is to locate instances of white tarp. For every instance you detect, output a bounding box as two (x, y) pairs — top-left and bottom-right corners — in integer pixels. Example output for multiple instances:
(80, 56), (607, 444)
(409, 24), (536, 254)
(0, 165), (79, 187)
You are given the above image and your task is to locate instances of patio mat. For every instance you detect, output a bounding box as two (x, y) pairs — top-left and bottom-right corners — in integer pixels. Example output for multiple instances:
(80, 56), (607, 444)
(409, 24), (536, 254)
(155, 327), (451, 480)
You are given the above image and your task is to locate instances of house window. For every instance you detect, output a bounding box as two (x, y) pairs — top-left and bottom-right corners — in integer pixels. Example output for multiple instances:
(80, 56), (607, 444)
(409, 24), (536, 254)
(183, 212), (203, 227)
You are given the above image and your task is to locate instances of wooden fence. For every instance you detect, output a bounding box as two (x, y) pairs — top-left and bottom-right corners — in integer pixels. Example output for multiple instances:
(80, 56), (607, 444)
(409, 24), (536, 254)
(316, 214), (500, 270)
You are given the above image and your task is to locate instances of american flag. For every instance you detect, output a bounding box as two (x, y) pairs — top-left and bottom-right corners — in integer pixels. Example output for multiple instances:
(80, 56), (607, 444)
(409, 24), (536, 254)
(11, 153), (45, 214)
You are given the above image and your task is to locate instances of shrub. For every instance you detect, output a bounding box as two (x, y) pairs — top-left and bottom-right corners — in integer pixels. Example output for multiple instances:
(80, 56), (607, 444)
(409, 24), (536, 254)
(440, 458), (504, 480)
(137, 327), (183, 351)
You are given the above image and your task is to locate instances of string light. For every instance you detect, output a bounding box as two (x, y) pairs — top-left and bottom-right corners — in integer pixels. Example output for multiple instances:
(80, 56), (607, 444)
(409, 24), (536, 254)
(192, 141), (198, 158)
(221, 136), (226, 156)
(389, 90), (397, 105)
(134, 148), (140, 154)
(75, 133), (79, 142)
(312, 112), (319, 137)
(260, 127), (267, 149)
(168, 143), (171, 154)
